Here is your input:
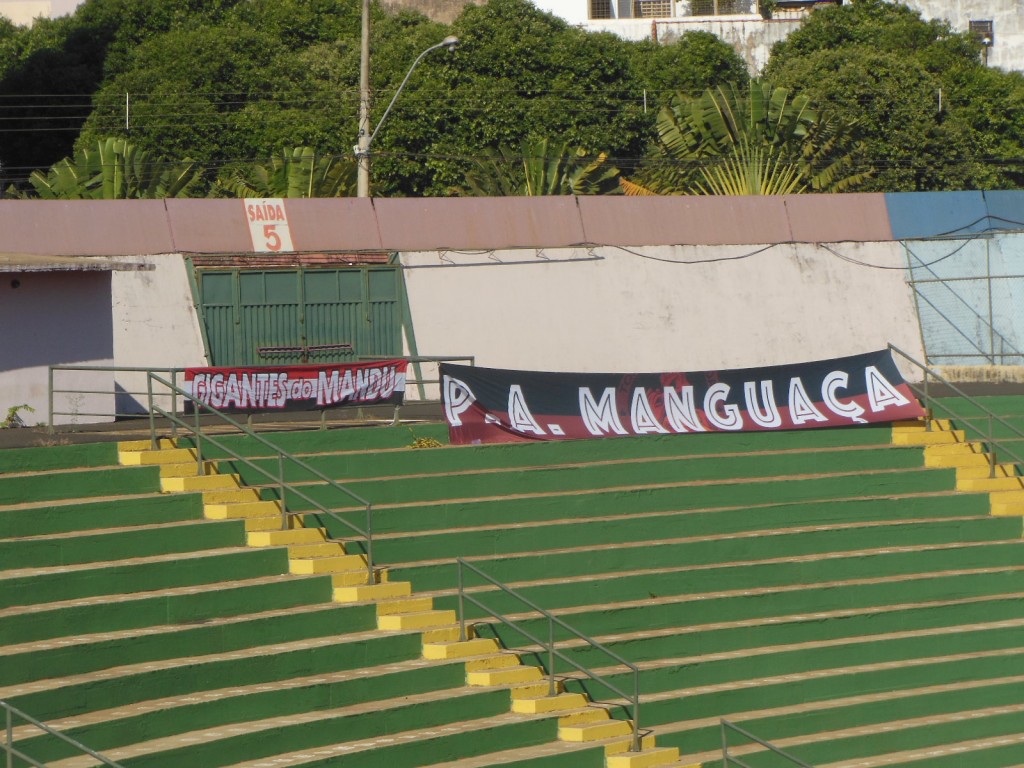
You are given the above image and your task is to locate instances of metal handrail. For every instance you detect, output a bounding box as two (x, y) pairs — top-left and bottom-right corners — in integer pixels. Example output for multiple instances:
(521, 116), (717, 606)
(145, 372), (378, 584)
(888, 344), (1024, 477)
(3, 699), (124, 768)
(721, 719), (814, 768)
(48, 365), (186, 428)
(455, 559), (642, 752)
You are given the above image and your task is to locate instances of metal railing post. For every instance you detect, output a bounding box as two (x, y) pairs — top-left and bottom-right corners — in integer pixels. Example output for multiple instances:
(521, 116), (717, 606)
(147, 376), (156, 449)
(721, 719), (728, 768)
(633, 675), (641, 753)
(366, 505), (375, 585)
(6, 706), (12, 768)
(988, 413), (995, 478)
(171, 370), (179, 440)
(547, 616), (557, 697)
(457, 562), (467, 642)
(47, 367), (55, 430)
(923, 367), (931, 429)
(194, 405), (203, 475)
(278, 453), (288, 530)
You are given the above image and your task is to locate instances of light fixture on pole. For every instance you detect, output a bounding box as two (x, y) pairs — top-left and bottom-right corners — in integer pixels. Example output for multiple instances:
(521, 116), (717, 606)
(354, 35), (458, 198)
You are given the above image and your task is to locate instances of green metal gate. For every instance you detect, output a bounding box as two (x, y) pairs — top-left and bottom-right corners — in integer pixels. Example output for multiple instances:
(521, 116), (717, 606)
(196, 267), (402, 367)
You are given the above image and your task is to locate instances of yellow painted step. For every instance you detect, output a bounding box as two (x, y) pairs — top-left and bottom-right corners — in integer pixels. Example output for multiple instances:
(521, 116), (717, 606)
(377, 610), (456, 631)
(958, 476), (1024, 492)
(334, 581), (411, 602)
(204, 488), (261, 504)
(466, 653), (521, 672)
(925, 451), (993, 469)
(560, 718), (633, 742)
(247, 528), (327, 547)
(606, 747), (680, 768)
(605, 735), (658, 756)
(892, 430), (966, 446)
(120, 447), (197, 465)
(511, 681), (561, 700)
(118, 438), (177, 452)
(925, 440), (987, 455)
(559, 708), (611, 727)
(467, 665), (543, 686)
(245, 516), (289, 533)
(991, 498), (1024, 516)
(161, 474), (239, 492)
(957, 464), (1017, 480)
(423, 637), (501, 660)
(891, 419), (951, 432)
(160, 461), (218, 478)
(511, 692), (587, 714)
(423, 625), (464, 644)
(377, 597), (434, 616)
(287, 542), (345, 559)
(290, 554), (367, 575)
(332, 569), (386, 588)
(206, 501), (282, 519)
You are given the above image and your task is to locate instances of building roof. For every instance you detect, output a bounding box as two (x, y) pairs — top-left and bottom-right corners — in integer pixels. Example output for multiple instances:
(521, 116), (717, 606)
(0, 253), (153, 273)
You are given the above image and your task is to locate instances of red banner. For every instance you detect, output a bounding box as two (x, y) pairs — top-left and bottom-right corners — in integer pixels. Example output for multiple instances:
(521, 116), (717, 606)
(441, 350), (924, 445)
(184, 360), (407, 413)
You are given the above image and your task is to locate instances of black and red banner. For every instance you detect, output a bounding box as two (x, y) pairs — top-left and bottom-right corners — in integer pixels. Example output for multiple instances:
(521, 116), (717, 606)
(184, 359), (407, 413)
(441, 350), (924, 445)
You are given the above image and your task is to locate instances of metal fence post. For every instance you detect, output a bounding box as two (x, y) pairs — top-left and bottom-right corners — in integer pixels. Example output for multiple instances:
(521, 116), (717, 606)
(6, 706), (12, 768)
(366, 505), (375, 585)
(547, 617), (557, 697)
(47, 367), (55, 431)
(278, 454), (288, 530)
(721, 720), (728, 768)
(147, 376), (156, 450)
(171, 370), (179, 440)
(194, 405), (203, 475)
(988, 413), (995, 478)
(632, 677), (640, 752)
(457, 561), (467, 642)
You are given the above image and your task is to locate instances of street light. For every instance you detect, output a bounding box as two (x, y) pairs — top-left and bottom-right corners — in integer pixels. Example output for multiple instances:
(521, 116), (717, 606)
(354, 35), (459, 197)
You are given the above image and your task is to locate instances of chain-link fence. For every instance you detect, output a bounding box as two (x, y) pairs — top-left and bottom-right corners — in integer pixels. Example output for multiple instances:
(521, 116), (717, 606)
(905, 232), (1024, 367)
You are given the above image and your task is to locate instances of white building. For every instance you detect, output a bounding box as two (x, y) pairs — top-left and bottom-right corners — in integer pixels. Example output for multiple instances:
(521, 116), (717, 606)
(530, 0), (1022, 73)
(0, 0), (79, 25)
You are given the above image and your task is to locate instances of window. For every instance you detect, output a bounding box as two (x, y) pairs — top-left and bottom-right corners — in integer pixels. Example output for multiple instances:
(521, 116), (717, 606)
(590, 0), (613, 18)
(633, 0), (673, 15)
(969, 20), (994, 46)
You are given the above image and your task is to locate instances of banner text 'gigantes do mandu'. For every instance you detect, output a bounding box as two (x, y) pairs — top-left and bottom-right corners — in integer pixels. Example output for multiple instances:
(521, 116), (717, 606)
(185, 359), (407, 414)
(440, 350), (924, 445)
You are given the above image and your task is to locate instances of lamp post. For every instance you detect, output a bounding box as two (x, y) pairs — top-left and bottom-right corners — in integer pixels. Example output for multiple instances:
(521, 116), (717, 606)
(355, 33), (459, 198)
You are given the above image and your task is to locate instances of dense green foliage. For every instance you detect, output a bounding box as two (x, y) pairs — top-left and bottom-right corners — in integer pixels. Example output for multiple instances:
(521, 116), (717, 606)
(0, 0), (1021, 196)
(763, 0), (1024, 191)
(629, 80), (871, 195)
(0, 0), (745, 196)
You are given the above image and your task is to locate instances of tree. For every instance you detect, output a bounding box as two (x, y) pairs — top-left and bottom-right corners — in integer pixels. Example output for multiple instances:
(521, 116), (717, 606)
(764, 0), (1024, 191)
(461, 138), (620, 196)
(18, 137), (201, 199)
(213, 147), (357, 198)
(627, 80), (870, 195)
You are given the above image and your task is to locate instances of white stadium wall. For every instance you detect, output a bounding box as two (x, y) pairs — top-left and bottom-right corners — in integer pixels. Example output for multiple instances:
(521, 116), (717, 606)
(399, 241), (924, 376)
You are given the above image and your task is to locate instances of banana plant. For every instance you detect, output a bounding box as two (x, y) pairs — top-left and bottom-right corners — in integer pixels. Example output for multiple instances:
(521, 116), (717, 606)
(463, 138), (621, 196)
(24, 138), (201, 199)
(213, 147), (357, 198)
(628, 79), (871, 195)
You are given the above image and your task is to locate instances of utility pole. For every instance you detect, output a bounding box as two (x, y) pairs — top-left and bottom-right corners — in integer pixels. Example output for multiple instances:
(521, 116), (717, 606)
(356, 0), (372, 198)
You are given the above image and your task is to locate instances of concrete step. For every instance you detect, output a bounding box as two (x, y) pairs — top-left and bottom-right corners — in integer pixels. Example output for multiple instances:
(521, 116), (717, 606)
(333, 581), (411, 603)
(377, 609), (457, 631)
(424, 637), (502, 660)
(120, 447), (196, 466)
(161, 474), (239, 493)
(290, 553), (367, 575)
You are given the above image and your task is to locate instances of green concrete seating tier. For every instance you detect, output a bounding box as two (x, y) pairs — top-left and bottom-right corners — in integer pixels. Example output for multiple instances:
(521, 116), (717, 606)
(3, 399), (1024, 768)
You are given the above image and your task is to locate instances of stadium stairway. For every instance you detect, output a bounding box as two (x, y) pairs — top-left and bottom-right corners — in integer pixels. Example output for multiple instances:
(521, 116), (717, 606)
(2, 405), (1024, 768)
